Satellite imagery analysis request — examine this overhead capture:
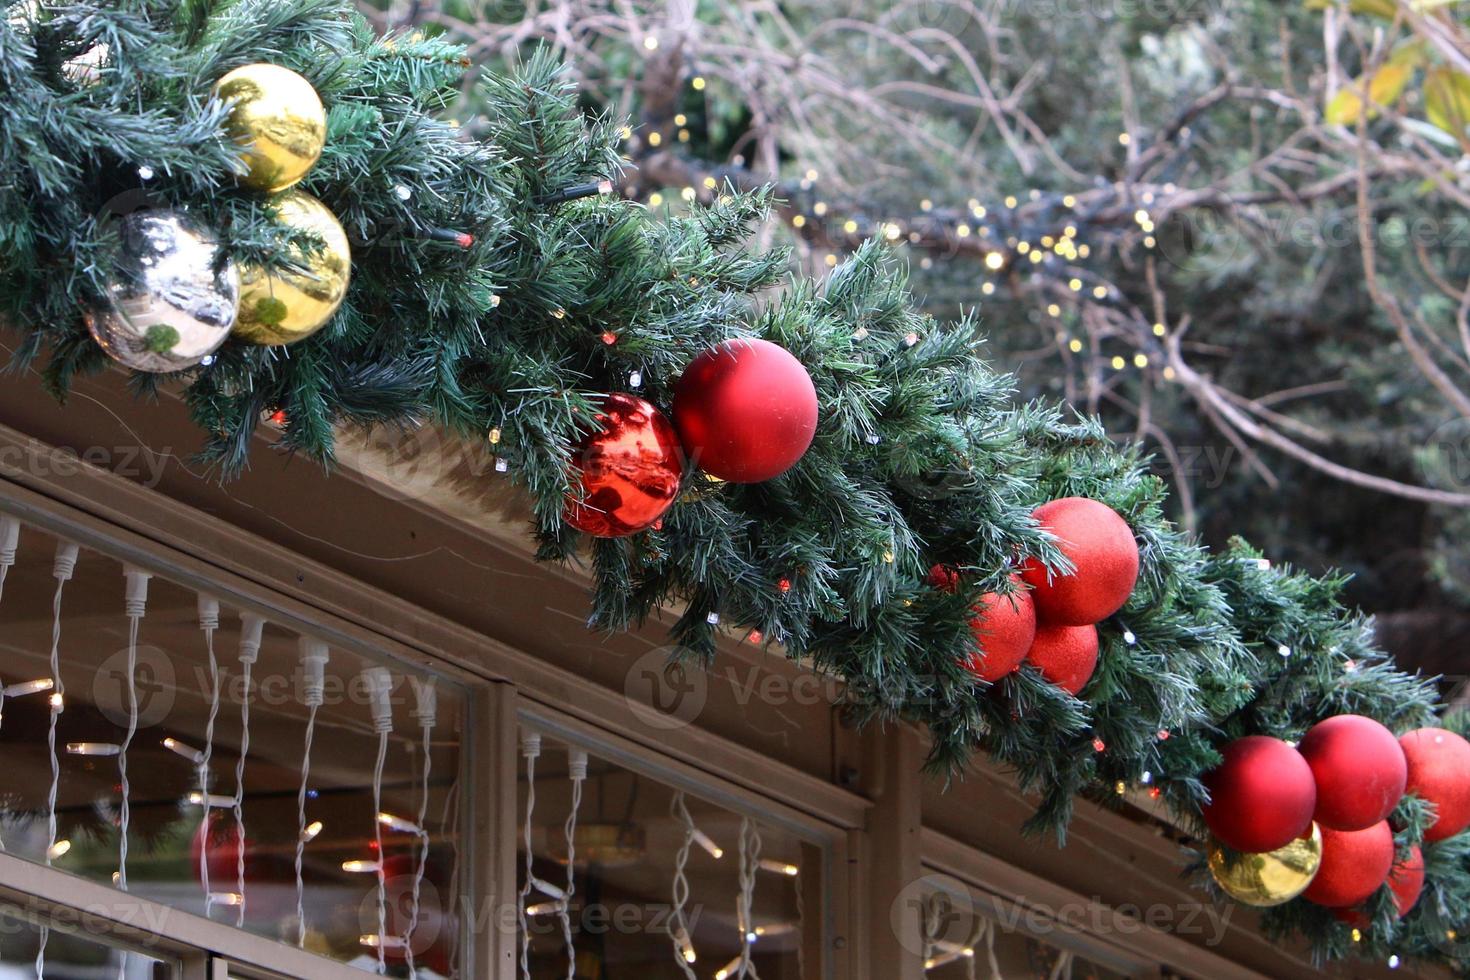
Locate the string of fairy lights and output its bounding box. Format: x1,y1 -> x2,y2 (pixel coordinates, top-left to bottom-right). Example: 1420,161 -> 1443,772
616,73 -> 1183,380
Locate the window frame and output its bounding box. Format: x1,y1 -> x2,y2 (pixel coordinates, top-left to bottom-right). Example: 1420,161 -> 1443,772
0,437 -> 863,979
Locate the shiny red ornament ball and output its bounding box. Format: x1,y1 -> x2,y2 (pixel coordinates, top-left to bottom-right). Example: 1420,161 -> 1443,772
1333,845 -> 1425,927
1201,736 -> 1317,853
564,393 -> 684,538
1024,622 -> 1098,695
672,338 -> 818,483
1299,715 -> 1407,831
1304,821 -> 1395,908
1400,727 -> 1470,842
1020,498 -> 1140,626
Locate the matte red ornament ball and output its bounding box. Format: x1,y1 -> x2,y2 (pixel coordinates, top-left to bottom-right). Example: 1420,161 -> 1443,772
1024,622 -> 1098,695
1020,497 -> 1140,626
1201,736 -> 1317,853
563,393 -> 684,538
672,338 -> 819,483
1333,845 -> 1424,927
967,585 -> 1037,683
1400,727 -> 1470,842
929,567 -> 1037,683
1304,821 -> 1396,908
1298,715 -> 1407,831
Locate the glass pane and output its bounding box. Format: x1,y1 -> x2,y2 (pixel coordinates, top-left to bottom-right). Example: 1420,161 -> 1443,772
0,905 -> 174,978
515,729 -> 814,979
0,522 -> 470,977
917,873 -> 1141,980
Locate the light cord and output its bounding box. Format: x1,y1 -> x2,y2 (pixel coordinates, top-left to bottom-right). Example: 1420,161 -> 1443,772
561,747 -> 587,980
668,791 -> 698,980
518,731 -> 542,980
295,637 -> 328,948
234,613 -> 265,927
736,818 -> 762,980
117,566 -> 151,892
36,540 -> 78,977
406,680 -> 437,978
0,514 -> 19,610
1047,949 -> 1075,980
363,666 -> 395,977
197,595 -> 221,917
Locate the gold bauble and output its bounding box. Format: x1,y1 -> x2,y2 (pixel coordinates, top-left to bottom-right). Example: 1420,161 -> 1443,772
233,191 -> 351,345
1207,823 -> 1323,907
212,63 -> 326,193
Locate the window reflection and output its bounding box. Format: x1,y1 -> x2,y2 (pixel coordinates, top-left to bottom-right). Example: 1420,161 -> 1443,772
515,731 -> 813,978
0,523 -> 468,976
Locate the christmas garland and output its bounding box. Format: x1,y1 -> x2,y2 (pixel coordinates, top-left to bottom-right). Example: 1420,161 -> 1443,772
4,0 -> 1470,970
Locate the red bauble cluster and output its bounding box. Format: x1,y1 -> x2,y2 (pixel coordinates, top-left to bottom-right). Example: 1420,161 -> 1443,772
1298,714 -> 1407,832
1303,822 -> 1396,908
564,393 -> 684,538
1021,497 -> 1140,627
1400,727 -> 1470,842
672,338 -> 818,483
1014,498 -> 1139,695
928,566 -> 1036,683
1201,736 -> 1317,853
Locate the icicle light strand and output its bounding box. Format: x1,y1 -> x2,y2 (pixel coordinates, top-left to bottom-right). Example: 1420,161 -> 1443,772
234,613 -> 266,927
407,679 -> 437,977
518,731 -> 542,980
364,667 -> 394,976
117,566 -> 152,892
296,638 -> 329,948
197,595 -> 222,917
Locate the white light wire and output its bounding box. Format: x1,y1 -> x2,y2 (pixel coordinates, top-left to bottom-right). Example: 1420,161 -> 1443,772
517,731 -> 542,980
561,747 -> 587,980
233,613 -> 265,928
364,666 -> 395,976
36,540 -> 78,978
117,566 -> 152,893
197,595 -> 222,918
405,680 -> 437,978
736,818 -> 763,980
296,638 -> 329,947
668,791 -> 698,980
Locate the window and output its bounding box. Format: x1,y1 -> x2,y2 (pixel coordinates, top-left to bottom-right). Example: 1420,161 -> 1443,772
0,904 -> 175,978
514,726 -> 820,979
915,871 -> 1148,980
0,519 -> 472,976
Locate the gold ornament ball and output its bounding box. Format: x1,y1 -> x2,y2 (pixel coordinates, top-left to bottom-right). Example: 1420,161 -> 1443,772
233,191 -> 351,346
212,63 -> 326,193
1207,823 -> 1323,908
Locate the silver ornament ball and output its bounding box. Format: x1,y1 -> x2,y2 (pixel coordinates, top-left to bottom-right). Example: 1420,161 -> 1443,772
86,210 -> 239,373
